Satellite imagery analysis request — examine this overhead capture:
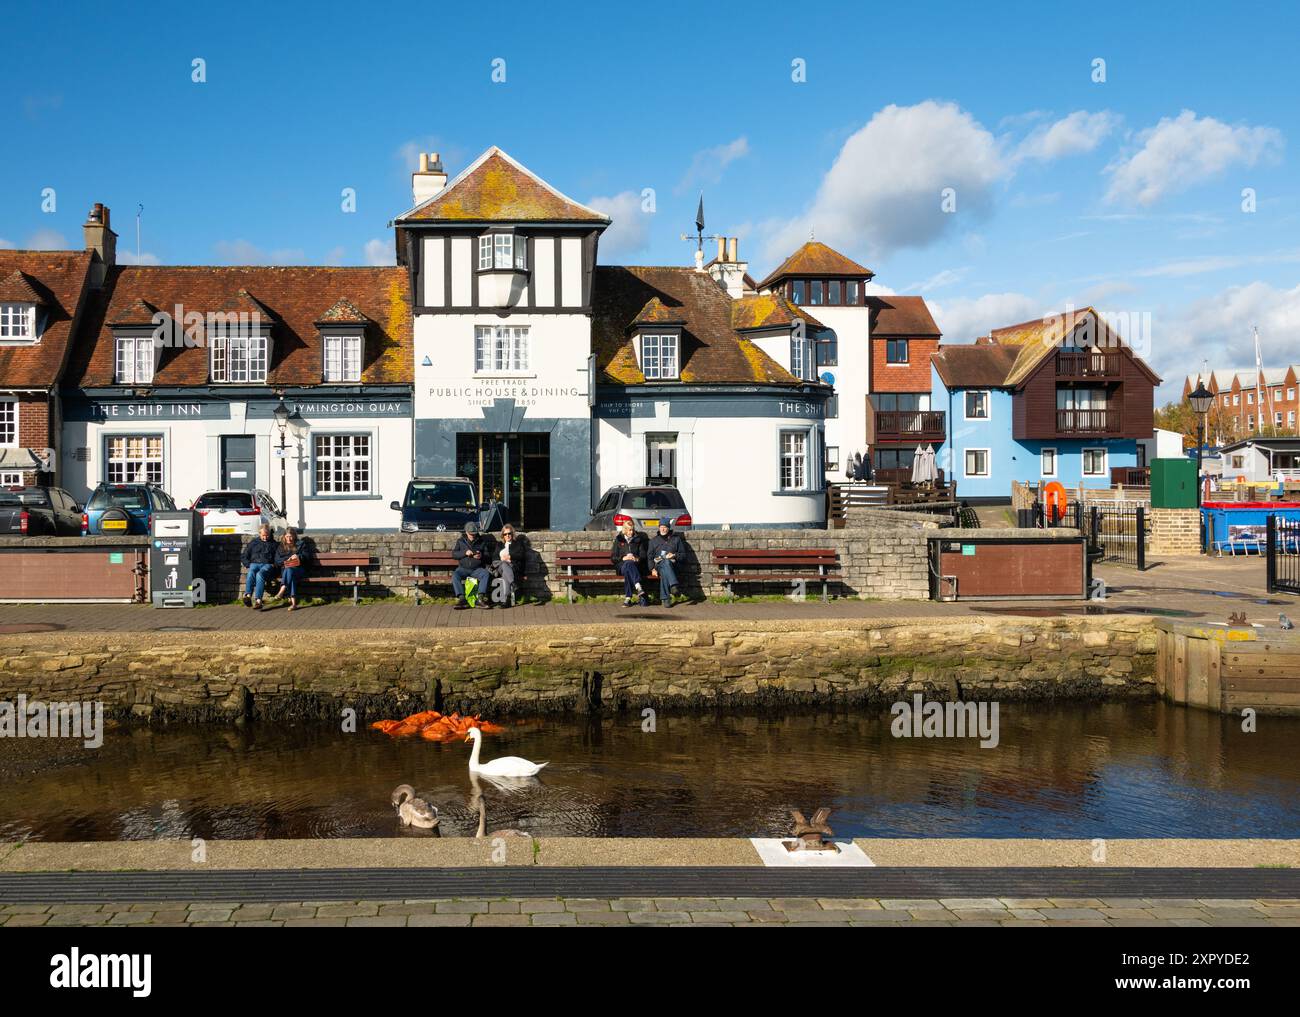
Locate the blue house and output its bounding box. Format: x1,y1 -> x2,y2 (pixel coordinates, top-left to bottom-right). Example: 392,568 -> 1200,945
930,308 -> 1159,503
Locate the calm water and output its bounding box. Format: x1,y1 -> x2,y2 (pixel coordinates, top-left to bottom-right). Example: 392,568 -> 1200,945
1,703 -> 1298,840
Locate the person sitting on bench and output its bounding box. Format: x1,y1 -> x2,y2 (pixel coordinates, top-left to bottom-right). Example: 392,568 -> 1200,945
491,523 -> 527,607
452,522 -> 492,610
241,523 -> 278,609
648,519 -> 685,608
273,528 -> 310,611
610,519 -> 649,607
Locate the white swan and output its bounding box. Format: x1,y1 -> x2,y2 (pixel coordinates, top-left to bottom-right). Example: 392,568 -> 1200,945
464,727 -> 547,777
391,784 -> 439,829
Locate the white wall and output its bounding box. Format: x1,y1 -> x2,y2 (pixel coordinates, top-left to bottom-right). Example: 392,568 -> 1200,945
414,312 -> 591,422
793,304 -> 871,480
595,410 -> 824,528
62,405 -> 411,532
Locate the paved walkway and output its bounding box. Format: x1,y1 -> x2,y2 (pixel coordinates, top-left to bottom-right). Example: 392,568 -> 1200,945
5,896 -> 1299,927
0,558 -> 1286,635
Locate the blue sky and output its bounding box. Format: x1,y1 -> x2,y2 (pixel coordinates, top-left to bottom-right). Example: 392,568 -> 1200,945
3,0 -> 1297,402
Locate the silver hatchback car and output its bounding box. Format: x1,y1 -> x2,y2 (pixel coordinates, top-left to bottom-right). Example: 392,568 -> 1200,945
585,486 -> 692,531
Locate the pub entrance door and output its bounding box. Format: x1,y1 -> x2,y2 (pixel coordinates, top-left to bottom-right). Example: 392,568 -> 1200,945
455,432 -> 551,530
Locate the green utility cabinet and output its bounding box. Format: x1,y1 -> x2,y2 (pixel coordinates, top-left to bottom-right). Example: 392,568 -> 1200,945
1151,457 -> 1198,508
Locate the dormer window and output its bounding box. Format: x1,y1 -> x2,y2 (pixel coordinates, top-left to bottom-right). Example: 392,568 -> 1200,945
211,333 -> 269,383
323,335 -> 363,382
0,303 -> 36,342
114,335 -> 155,385
477,232 -> 527,271
641,334 -> 679,380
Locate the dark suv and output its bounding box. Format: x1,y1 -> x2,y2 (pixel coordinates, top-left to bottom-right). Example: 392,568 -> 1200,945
0,486 -> 85,536
391,477 -> 484,533
585,485 -> 692,531
82,483 -> 178,535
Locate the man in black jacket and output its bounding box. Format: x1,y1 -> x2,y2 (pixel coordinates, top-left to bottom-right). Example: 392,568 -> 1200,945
451,522 -> 492,610
648,520 -> 686,608
240,524 -> 278,608
610,519 -> 649,607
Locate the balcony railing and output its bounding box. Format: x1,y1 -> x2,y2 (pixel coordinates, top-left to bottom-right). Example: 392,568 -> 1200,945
1056,351 -> 1123,378
873,410 -> 947,442
1056,408 -> 1121,433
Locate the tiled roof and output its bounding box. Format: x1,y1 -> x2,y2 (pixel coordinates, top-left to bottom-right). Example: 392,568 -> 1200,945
631,297 -> 685,326
109,298 -> 159,326
396,147 -> 610,224
867,295 -> 941,337
931,344 -> 1019,388
730,293 -> 826,331
68,266 -> 413,387
0,250 -> 94,388
592,266 -> 811,387
0,270 -> 46,304
934,306 -> 1161,388
757,241 -> 874,290
317,297 -> 371,325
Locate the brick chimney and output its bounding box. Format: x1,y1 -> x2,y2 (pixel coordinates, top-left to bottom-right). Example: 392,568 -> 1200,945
412,152 -> 448,206
83,203 -> 117,287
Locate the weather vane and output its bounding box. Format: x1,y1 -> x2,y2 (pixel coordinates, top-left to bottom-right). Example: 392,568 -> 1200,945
678,193 -> 726,256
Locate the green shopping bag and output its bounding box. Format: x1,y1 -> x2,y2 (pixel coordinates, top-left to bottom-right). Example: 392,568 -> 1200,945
464,575 -> 479,607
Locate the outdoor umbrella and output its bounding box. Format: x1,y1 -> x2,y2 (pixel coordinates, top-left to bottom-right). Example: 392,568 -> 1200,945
918,444 -> 939,485
910,445 -> 927,483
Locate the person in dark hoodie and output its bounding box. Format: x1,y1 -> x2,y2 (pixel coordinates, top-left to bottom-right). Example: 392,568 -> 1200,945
451,521 -> 492,610
610,519 -> 649,607
241,523 -> 278,609
648,519 -> 685,608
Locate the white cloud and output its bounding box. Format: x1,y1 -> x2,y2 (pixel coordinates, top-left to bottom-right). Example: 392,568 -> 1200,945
764,101 -> 1006,263
0,238 -> 14,250
928,292 -> 1043,343
586,191 -> 651,260
1105,110 -> 1284,207
1154,281 -> 1300,402
116,249 -> 161,265
907,267 -> 969,292
364,238 -> 395,266
676,137 -> 750,195
213,240 -> 307,265
26,229 -> 67,250
1017,110 -> 1119,161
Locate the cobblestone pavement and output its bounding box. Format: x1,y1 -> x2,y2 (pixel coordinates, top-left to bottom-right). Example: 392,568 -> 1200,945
5,897 -> 1300,927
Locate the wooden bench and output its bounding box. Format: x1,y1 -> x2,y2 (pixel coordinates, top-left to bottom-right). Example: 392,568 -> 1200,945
712,548 -> 841,602
556,549 -> 624,603
401,551 -> 459,604
298,552 -> 374,604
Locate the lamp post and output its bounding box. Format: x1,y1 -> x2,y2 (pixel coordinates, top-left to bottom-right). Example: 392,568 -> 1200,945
1189,382 -> 1213,509
272,399 -> 290,515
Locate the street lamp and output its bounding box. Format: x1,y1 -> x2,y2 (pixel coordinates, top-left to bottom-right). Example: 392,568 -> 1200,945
1188,381 -> 1213,509
272,398 -> 291,514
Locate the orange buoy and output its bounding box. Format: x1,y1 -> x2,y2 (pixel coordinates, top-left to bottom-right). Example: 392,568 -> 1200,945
1043,481 -> 1068,524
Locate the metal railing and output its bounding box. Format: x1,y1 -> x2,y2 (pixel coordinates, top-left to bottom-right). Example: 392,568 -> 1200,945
1056,408 -> 1122,433
873,410 -> 946,440
1088,503 -> 1147,570
1266,514 -> 1300,593
1056,351 -> 1122,378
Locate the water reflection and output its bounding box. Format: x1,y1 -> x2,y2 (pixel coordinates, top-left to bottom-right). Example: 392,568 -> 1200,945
0,703 -> 1297,840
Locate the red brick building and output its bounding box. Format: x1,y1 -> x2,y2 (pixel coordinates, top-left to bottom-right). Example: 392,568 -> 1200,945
0,207 -> 108,486
1183,367 -> 1300,444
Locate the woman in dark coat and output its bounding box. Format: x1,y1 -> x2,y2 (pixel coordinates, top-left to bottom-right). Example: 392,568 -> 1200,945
609,519 -> 649,607
273,528 -> 312,611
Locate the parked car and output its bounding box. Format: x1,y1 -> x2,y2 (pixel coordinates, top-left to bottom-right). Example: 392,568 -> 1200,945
585,485 -> 693,531
82,482 -> 178,535
192,488 -> 287,537
391,477 -> 484,532
0,485 -> 85,536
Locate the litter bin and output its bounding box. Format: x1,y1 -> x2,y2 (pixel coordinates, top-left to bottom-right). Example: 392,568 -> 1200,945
150,510 -> 203,607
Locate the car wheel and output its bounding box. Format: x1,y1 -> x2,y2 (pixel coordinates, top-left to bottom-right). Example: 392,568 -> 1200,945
97,507 -> 130,534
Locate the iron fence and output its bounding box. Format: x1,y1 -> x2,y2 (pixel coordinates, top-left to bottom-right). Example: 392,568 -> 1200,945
1266,514 -> 1300,594
1087,503 -> 1147,569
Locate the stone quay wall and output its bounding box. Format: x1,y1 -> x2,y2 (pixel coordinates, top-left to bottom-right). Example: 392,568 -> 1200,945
0,615 -> 1158,724
198,509 -> 942,603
